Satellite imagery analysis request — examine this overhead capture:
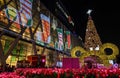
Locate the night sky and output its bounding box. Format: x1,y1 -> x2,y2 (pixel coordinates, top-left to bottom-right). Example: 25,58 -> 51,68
41,0 -> 120,49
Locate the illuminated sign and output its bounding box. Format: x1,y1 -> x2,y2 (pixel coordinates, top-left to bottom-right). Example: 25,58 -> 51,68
36,31 -> 43,42
57,28 -> 64,51
40,14 -> 50,43
65,31 -> 71,49
5,7 -> 17,22
19,0 -> 33,27
5,0 -> 33,27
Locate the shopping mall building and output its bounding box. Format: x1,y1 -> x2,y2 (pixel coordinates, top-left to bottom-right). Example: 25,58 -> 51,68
0,0 -> 83,68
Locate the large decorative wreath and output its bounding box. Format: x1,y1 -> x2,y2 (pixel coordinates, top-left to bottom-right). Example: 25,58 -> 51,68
99,43 -> 119,60
71,46 -> 86,58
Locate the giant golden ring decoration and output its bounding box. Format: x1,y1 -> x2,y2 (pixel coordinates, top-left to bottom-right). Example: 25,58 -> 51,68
71,46 -> 86,58
103,60 -> 110,66
100,43 -> 119,59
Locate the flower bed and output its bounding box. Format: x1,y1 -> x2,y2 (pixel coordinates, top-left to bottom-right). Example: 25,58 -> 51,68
0,72 -> 25,78
1,68 -> 120,78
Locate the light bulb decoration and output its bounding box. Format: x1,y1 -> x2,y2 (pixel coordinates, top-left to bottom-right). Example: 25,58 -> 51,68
71,43 -> 119,66
87,9 -> 92,16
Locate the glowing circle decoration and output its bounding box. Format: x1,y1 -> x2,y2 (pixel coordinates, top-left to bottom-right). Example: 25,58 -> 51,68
100,43 -> 119,59
71,46 -> 86,58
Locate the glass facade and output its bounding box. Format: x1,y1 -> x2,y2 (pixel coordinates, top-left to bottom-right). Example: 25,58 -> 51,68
0,0 -> 83,67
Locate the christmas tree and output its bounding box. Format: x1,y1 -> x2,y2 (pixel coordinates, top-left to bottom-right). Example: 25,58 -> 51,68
84,10 -> 102,52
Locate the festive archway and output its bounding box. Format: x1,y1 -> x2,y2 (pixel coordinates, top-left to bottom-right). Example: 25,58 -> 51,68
100,43 -> 119,59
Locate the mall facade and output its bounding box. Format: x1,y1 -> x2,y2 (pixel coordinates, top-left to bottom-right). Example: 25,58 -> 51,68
0,0 -> 83,68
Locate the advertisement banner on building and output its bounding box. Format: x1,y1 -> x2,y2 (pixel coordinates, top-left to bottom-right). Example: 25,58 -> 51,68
65,31 -> 71,49
19,0 -> 33,27
5,0 -> 33,27
40,14 -> 51,43
5,7 -> 18,22
56,28 -> 64,51
35,30 -> 45,46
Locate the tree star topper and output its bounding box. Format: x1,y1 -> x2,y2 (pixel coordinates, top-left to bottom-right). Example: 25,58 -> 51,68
87,9 -> 92,16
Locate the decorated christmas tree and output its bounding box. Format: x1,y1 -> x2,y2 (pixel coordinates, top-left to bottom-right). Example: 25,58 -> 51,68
84,10 -> 102,52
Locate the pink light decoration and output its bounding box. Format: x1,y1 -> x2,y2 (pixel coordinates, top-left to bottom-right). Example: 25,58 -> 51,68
42,59 -> 45,62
